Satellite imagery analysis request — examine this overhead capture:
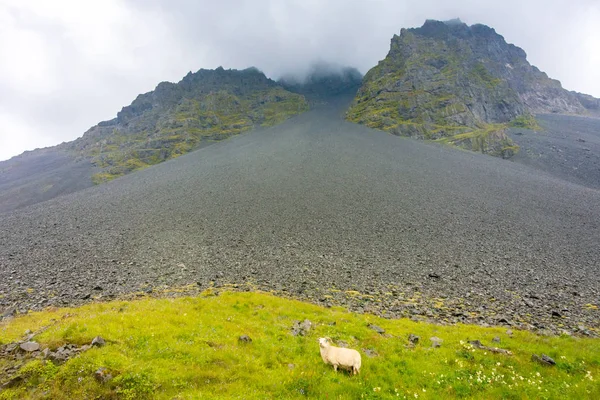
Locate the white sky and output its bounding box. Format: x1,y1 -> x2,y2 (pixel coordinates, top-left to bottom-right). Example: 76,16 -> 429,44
0,0 -> 599,161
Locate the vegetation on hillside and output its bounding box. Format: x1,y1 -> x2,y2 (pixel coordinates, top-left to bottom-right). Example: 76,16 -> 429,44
345,20 -> 577,158
435,124 -> 520,158
68,68 -> 308,184
509,114 -> 542,131
1,291 -> 598,399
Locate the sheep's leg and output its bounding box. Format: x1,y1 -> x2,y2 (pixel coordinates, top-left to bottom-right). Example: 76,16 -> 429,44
333,364 -> 338,372
353,366 -> 359,375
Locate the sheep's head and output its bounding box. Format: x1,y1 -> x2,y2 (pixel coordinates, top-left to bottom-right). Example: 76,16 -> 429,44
318,337 -> 331,348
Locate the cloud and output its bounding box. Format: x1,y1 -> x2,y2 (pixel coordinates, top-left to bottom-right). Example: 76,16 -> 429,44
0,0 -> 599,160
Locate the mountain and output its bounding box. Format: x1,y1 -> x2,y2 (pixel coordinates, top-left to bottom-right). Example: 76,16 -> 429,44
0,67 -> 308,213
68,67 -> 308,184
2,21 -> 600,215
347,19 -> 600,157
1,87 -> 599,340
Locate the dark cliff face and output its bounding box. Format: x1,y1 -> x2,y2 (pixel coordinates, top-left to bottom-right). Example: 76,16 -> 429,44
347,19 -> 598,156
67,67 -> 308,183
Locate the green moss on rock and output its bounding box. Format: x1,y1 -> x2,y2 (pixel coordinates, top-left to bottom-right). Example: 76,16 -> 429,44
509,114 -> 542,131
346,19 -> 591,158
71,68 -> 308,184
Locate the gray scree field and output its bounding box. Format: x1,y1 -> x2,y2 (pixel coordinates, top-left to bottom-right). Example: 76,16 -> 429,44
1,93 -> 599,335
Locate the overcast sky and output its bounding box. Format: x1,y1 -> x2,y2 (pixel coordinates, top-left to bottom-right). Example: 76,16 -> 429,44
1,0 -> 599,161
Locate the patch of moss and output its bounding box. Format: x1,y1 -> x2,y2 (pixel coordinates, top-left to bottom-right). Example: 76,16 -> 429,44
346,26 -> 526,158
436,123 -> 520,158
509,114 -> 542,131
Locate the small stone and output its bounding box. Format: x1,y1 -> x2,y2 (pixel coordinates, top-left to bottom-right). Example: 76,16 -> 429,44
337,340 -> 349,348
492,336 -> 501,343
24,329 -> 32,335
428,272 -> 441,279
91,336 -> 106,347
238,335 -> 252,344
5,343 -> 18,353
541,354 -> 556,365
42,348 -> 50,358
363,348 -> 378,358
408,334 -> 420,345
288,363 -> 295,369
1,375 -> 23,389
532,353 -> 556,366
291,319 -> 312,336
19,342 -> 40,352
94,367 -> 112,383
551,310 -> 562,318
49,351 -> 68,364
1,307 -> 16,319
430,337 -> 443,348
81,293 -> 91,300
506,329 -> 513,337
368,324 -> 385,334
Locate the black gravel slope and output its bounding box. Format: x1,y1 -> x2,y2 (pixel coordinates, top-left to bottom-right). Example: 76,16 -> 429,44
0,149 -> 96,214
508,114 -> 600,189
1,94 -> 599,335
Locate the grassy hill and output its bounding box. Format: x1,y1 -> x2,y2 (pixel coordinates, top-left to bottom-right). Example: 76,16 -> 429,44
1,290 -> 598,399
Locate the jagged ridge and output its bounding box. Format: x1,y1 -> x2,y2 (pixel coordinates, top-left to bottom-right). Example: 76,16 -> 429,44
347,19 -> 599,157
67,67 -> 308,183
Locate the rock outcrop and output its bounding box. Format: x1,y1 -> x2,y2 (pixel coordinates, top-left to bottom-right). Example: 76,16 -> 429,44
347,19 -> 599,157
69,67 -> 308,183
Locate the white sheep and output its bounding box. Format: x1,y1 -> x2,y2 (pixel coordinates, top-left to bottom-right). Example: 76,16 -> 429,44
318,337 -> 361,375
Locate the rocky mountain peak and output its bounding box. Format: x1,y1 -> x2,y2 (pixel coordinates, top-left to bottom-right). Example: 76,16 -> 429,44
347,19 -> 599,157
68,66 -> 307,183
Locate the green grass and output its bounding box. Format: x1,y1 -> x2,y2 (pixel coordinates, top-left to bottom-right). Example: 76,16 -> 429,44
509,114 -> 542,131
1,291 -> 598,399
435,124 -> 520,157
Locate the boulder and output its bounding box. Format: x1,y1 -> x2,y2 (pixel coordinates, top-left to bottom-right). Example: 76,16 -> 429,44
368,324 -> 385,335
19,342 -> 40,352
91,336 -> 106,347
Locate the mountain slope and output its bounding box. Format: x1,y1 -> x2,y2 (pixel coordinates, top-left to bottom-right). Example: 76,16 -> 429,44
0,148 -> 97,214
347,19 -> 600,157
69,67 -> 308,183
0,68 -> 308,213
1,93 -> 598,336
